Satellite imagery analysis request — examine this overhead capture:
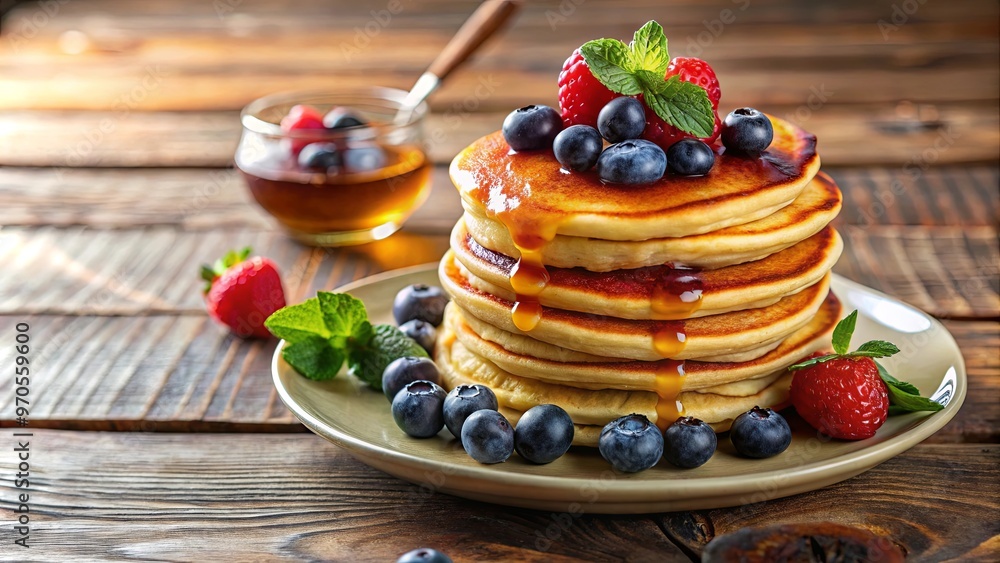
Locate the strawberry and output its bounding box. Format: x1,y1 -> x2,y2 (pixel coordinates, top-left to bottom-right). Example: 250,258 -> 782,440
557,48 -> 621,128
280,104 -> 327,155
201,247 -> 286,339
790,356 -> 889,440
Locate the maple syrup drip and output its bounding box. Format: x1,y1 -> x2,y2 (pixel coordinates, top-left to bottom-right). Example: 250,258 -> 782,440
651,265 -> 704,320
511,298 -> 542,332
509,249 -> 549,296
652,322 -> 687,358
653,360 -> 686,431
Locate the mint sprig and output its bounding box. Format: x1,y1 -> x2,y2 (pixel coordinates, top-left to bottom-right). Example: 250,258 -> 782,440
265,292 -> 428,388
790,309 -> 942,415
579,20 -> 714,137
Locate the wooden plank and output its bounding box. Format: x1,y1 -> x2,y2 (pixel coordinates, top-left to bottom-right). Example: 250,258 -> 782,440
0,227 -> 452,315
0,0 -> 996,112
1,165 -> 997,229
1,63 -> 996,112
833,226 -> 1000,319
0,312 -> 994,438
2,102 -> 998,168
0,431 -> 994,561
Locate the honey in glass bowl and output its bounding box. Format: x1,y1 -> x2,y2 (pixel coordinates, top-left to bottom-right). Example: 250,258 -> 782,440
236,88 -> 431,246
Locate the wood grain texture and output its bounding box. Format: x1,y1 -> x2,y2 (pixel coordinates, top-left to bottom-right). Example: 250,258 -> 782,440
1,0 -> 996,111
1,103 -> 997,168
0,227 -> 451,315
0,165 -> 996,231
0,431 -> 995,561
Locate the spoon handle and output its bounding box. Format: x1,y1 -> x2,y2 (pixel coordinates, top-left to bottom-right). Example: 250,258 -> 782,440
426,0 -> 521,81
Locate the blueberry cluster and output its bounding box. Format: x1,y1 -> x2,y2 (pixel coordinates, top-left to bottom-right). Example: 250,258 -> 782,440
500,102 -> 775,186
385,284 -> 575,465
598,407 -> 792,473
284,105 -> 389,174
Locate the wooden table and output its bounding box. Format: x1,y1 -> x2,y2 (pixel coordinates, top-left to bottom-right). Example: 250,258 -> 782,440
0,1 -> 997,560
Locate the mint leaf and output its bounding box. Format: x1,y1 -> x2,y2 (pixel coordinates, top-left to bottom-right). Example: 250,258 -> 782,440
831,310 -> 858,355
886,384 -> 944,413
788,353 -> 840,370
265,297 -> 331,342
875,361 -> 921,395
348,324 -> 428,390
580,38 -> 642,95
850,340 -> 900,359
629,20 -> 669,75
317,291 -> 369,339
282,336 -> 345,381
876,361 -> 943,414
644,77 -> 714,137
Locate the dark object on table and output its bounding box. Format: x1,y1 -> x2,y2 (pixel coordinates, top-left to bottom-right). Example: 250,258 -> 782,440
702,522 -> 905,563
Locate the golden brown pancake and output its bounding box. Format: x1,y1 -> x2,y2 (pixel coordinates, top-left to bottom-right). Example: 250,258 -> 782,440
450,115 -> 820,243
440,250 -> 831,362
461,171 -> 842,271
453,218 -> 842,320
443,292 -> 840,392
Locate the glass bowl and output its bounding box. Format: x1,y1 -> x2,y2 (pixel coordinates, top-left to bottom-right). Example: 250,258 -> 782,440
236,88 -> 431,246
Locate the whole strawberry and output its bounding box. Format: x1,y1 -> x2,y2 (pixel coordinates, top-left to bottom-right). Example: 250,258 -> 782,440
791,356 -> 889,440
201,247 -> 286,339
558,48 -> 621,128
790,310 -> 944,440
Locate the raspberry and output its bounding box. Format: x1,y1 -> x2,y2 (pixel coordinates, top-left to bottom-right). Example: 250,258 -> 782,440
280,104 -> 327,155
665,57 -> 721,109
557,49 -> 620,127
790,356 -> 890,440
641,98 -> 721,149
640,57 -> 723,150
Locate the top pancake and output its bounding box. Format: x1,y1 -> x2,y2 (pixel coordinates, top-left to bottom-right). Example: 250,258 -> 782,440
451,115 -> 820,242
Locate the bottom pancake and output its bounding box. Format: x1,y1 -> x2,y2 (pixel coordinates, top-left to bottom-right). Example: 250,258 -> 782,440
436,321 -> 801,447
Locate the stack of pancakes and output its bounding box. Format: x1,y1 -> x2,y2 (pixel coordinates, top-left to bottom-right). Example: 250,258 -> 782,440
435,115 -> 843,446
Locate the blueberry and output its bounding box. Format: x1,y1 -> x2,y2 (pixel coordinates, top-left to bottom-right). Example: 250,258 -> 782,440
730,406 -> 792,459
399,319 -> 437,354
663,416 -> 717,469
598,414 -> 663,473
721,107 -> 773,156
397,548 -> 452,563
393,284 -> 449,326
297,142 -> 342,171
443,384 -> 499,441
514,404 -> 574,464
666,139 -> 715,176
597,97 -> 646,143
343,144 -> 387,172
553,125 -> 603,172
596,140 -> 667,185
391,380 -> 446,438
382,356 -> 440,401
502,104 -> 563,151
461,409 -> 514,464
323,107 -> 367,129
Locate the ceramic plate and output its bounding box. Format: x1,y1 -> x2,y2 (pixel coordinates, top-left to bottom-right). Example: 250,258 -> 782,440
272,264 -> 965,513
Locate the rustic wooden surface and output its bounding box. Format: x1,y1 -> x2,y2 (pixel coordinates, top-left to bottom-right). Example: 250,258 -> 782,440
0,0 -> 997,561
